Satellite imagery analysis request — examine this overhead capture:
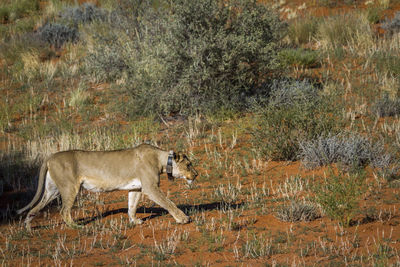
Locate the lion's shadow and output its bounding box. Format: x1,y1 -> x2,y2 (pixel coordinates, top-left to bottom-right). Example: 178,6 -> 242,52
76,201 -> 244,225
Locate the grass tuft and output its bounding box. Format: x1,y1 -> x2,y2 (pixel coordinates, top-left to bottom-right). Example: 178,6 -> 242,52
275,200 -> 320,222
278,48 -> 320,68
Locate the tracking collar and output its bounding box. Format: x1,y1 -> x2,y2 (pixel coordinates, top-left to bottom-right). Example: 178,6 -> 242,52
166,151 -> 174,180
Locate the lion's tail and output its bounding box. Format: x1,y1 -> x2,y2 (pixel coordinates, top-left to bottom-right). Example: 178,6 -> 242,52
16,158 -> 48,215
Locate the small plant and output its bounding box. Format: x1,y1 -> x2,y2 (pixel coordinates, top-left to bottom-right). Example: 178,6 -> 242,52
213,182 -> 240,205
275,200 -> 320,222
278,48 -> 320,68
37,23 -> 79,48
153,230 -> 180,261
313,172 -> 366,227
241,233 -> 274,259
372,94 -> 400,117
366,6 -> 383,24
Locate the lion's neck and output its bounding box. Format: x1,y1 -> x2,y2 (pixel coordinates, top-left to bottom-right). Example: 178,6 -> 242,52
158,150 -> 170,174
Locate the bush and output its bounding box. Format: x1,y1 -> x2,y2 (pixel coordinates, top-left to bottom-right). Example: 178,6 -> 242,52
313,172 -> 366,227
37,23 -> 79,48
84,22 -> 129,82
278,48 -> 319,68
251,80 -> 340,161
60,3 -> 107,25
275,200 -> 320,222
382,11 -> 400,35
299,133 -> 393,171
372,94 -> 400,117
84,0 -> 286,116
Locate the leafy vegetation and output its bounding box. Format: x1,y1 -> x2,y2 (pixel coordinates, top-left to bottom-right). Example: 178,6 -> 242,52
84,0 -> 286,116
252,79 -> 341,160
278,48 -> 320,68
313,172 -> 366,227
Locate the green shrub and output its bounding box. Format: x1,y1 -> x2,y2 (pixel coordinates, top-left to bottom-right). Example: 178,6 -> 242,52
313,172 -> 366,227
366,6 -> 383,24
251,80 -> 341,161
0,7 -> 10,24
288,16 -> 319,45
278,48 -> 319,68
84,0 -> 286,116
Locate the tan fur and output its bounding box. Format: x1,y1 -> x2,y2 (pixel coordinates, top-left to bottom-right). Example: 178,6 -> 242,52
17,144 -> 198,230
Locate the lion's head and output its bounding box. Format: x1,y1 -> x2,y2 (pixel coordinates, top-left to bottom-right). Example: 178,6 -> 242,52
172,152 -> 198,184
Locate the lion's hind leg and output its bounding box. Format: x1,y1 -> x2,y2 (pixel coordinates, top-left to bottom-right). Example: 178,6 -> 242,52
25,173 -> 60,231
59,186 -> 81,229
49,169 -> 81,229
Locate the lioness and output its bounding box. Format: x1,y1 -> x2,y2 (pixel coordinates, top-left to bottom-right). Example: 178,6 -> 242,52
17,144 -> 198,230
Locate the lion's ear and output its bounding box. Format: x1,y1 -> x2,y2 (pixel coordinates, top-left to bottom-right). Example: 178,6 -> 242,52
174,152 -> 184,162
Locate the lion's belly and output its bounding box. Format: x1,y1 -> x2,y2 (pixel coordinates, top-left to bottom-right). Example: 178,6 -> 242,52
81,177 -> 142,192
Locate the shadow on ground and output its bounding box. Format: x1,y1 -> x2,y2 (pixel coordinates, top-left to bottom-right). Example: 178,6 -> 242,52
23,202 -> 245,229
76,201 -> 245,226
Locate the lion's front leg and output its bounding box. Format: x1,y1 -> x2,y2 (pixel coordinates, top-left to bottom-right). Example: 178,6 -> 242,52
128,191 -> 143,225
143,186 -> 189,224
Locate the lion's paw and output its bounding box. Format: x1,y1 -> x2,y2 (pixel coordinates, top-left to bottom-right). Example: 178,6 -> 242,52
176,215 -> 190,224
129,218 -> 144,225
